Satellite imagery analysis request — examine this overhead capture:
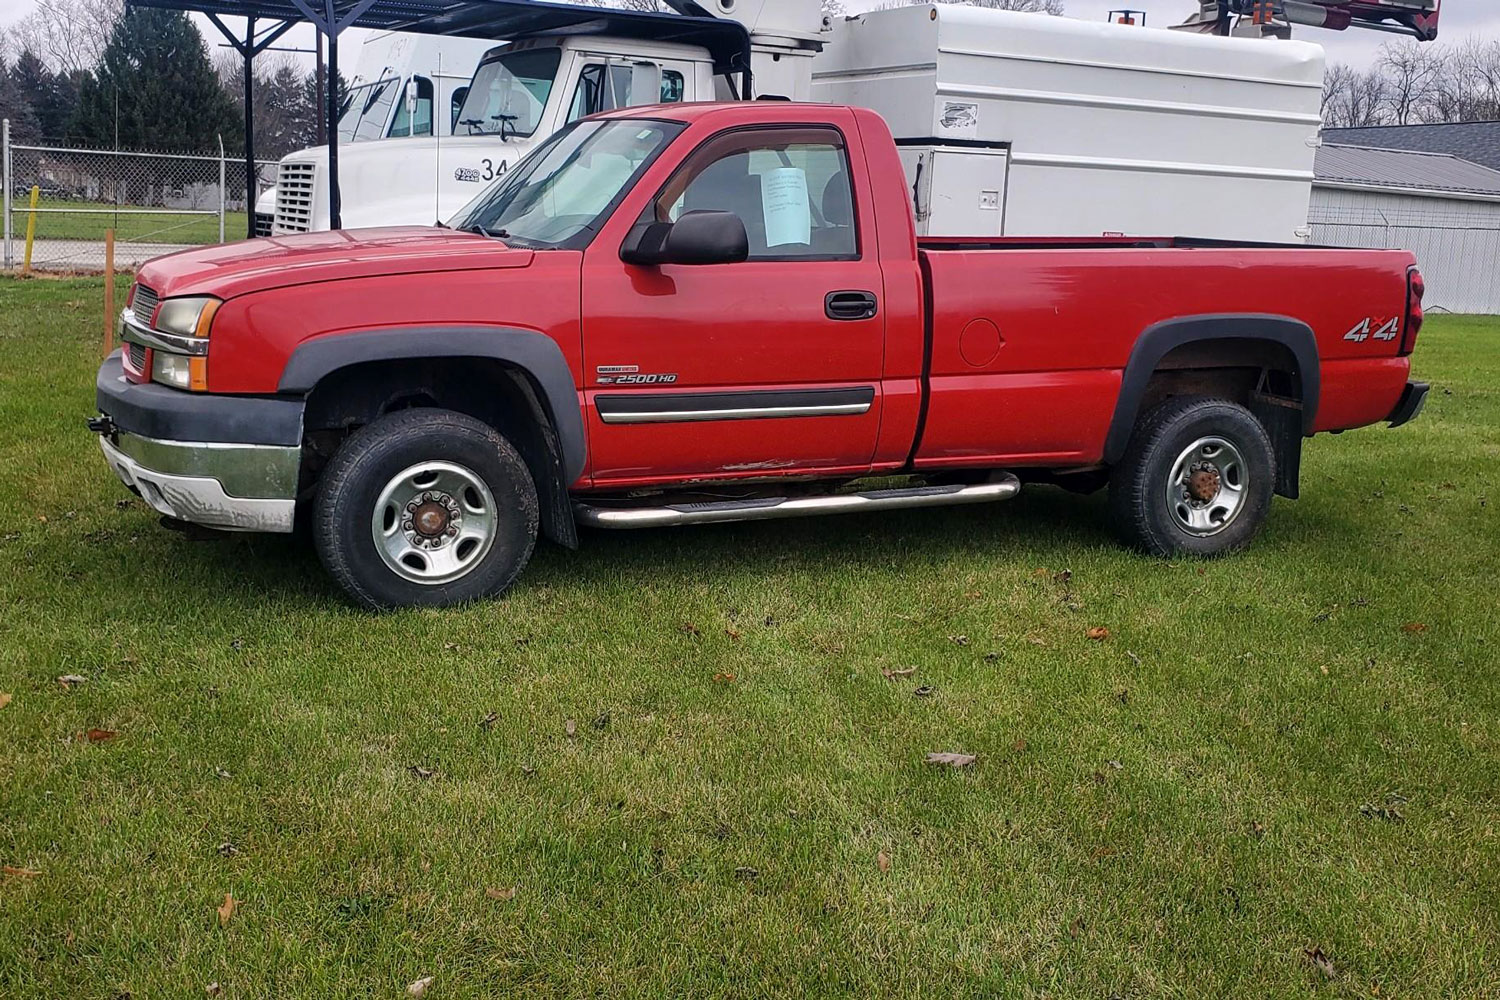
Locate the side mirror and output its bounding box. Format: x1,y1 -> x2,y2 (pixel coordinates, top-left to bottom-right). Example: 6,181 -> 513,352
620,210 -> 749,266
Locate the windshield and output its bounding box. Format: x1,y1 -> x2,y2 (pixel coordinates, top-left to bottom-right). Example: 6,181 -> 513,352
447,118 -> 685,248
337,77 -> 400,142
453,49 -> 562,138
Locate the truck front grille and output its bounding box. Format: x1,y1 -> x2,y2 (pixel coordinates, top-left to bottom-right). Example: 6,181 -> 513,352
132,285 -> 159,326
273,161 -> 317,233
126,341 -> 147,373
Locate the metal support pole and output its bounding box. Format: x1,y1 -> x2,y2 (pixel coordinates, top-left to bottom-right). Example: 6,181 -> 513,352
327,26 -> 341,229
218,134 -> 227,242
316,32 -> 327,146
3,119 -> 11,270
244,15 -> 257,239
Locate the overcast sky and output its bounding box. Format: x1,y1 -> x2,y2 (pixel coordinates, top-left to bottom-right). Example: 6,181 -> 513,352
3,0 -> 1499,76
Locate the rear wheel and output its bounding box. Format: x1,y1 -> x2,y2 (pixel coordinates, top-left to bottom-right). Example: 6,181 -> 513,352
1108,396 -> 1274,557
313,408 -> 538,609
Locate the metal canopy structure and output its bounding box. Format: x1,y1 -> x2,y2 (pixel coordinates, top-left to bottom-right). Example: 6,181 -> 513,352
125,0 -> 752,234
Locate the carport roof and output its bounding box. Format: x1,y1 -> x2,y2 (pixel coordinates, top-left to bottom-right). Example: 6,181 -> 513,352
1316,143 -> 1500,200
125,0 -> 752,74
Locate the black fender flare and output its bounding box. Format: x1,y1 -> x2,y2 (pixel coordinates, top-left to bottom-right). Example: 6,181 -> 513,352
279,326 -> 586,484
1103,313 -> 1320,465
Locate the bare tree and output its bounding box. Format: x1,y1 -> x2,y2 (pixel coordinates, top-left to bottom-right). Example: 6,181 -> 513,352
951,0 -> 1064,11
13,0 -> 123,75
1322,63 -> 1389,128
1378,39 -> 1440,125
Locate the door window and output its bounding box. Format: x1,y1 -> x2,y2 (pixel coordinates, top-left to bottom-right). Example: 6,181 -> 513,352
567,63 -> 682,123
648,128 -> 858,260
387,76 -> 434,137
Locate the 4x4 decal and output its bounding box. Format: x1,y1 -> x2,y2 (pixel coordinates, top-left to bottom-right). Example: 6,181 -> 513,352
1344,317 -> 1400,343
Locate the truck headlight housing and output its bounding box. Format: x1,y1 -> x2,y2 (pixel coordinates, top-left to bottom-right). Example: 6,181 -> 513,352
151,352 -> 209,391
154,296 -> 220,339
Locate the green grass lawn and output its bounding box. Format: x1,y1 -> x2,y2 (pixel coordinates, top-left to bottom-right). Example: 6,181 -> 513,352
1,275 -> 1497,998
11,198 -> 249,246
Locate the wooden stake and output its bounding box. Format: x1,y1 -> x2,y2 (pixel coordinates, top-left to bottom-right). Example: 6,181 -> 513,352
103,229 -> 116,357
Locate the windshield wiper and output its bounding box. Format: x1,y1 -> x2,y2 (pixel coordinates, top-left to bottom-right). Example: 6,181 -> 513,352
460,224 -> 510,239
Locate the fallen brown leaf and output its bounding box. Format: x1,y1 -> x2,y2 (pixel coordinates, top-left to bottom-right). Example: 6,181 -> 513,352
1401,622 -> 1428,633
924,752 -> 976,768
85,728 -> 118,743
1304,946 -> 1336,979
485,885 -> 517,901
3,865 -> 41,878
479,711 -> 498,730
57,674 -> 88,688
725,627 -> 743,640
1068,916 -> 1086,938
205,983 -> 222,997
734,866 -> 758,880
564,719 -> 577,738
881,666 -> 917,680
216,892 -> 236,927
407,975 -> 436,997
948,635 -> 970,646
1013,738 -> 1028,752
877,850 -> 891,873
1249,820 -> 1266,839
913,685 -> 935,697
712,672 -> 736,683
679,622 -> 701,638
0,692 -> 11,709
1086,627 -> 1110,641
443,641 -> 460,651
409,766 -> 434,780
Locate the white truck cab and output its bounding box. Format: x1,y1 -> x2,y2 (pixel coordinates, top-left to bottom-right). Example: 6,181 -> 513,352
255,32 -> 497,234
270,36 -> 717,233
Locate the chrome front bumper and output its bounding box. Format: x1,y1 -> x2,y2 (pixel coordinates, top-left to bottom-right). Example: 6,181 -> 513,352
99,430 -> 299,533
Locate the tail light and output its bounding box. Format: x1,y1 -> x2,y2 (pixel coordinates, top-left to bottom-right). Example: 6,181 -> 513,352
1401,267 -> 1424,356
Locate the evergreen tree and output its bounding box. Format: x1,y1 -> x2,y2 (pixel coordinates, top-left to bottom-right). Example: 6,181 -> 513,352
0,58 -> 44,142
70,9 -> 242,153
11,49 -> 72,141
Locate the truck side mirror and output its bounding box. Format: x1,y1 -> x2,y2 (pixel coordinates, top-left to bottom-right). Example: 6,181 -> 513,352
620,211 -> 749,267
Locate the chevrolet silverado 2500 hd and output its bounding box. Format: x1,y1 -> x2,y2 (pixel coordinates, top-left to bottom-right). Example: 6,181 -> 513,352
93,103 -> 1429,608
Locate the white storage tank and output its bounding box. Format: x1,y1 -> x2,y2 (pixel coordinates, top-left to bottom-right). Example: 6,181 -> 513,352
811,5 -> 1326,242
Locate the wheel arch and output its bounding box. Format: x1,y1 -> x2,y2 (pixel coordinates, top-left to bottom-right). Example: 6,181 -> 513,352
281,328 -> 584,548
1105,314 -> 1319,465
1104,315 -> 1318,499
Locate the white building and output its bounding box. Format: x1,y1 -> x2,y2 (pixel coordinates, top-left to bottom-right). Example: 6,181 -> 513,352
1311,143 -> 1500,315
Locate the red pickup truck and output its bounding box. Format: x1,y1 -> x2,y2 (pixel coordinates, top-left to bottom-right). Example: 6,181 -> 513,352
92,102 -> 1429,609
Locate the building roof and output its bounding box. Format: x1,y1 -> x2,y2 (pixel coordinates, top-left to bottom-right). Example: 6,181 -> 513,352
1315,143 -> 1500,200
1321,121 -> 1500,173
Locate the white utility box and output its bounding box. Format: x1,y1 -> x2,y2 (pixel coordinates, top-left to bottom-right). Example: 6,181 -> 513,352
812,5 -> 1326,242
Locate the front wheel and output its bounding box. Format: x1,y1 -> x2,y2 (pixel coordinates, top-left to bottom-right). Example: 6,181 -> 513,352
1108,396 -> 1275,558
313,408 -> 538,610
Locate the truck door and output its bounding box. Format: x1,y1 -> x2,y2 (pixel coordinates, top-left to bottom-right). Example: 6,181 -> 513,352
564,58 -> 688,124
580,122 -> 886,486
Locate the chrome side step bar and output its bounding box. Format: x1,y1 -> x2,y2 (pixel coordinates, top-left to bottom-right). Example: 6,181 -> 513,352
574,474 -> 1021,529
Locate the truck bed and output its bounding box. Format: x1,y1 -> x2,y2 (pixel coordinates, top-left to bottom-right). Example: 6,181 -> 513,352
911,240 -> 1417,469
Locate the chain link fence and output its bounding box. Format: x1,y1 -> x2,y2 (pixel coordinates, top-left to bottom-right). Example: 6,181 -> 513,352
3,120 -> 277,273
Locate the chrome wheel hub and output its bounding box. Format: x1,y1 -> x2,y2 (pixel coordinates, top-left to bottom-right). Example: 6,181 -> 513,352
1166,436 -> 1247,537
372,461 -> 497,584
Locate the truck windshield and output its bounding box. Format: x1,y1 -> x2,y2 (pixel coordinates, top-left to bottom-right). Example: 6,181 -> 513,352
454,49 -> 562,138
338,77 -> 400,142
447,118 -> 684,248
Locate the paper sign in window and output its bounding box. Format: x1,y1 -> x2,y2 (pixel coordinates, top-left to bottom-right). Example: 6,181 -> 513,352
762,167 -> 811,248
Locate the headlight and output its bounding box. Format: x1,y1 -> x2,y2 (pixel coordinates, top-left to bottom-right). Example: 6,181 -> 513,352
151,352 -> 209,391
153,296 -> 220,339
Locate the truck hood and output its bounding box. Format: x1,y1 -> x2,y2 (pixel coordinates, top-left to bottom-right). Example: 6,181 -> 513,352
136,226 -> 534,300
276,135 -> 540,230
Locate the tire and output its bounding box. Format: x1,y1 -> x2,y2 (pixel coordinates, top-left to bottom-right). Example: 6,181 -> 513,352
1108,396 -> 1275,558
313,408 -> 538,610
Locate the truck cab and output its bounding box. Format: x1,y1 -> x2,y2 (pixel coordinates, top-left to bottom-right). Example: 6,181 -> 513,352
254,32 -> 497,235
269,37 -> 716,233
